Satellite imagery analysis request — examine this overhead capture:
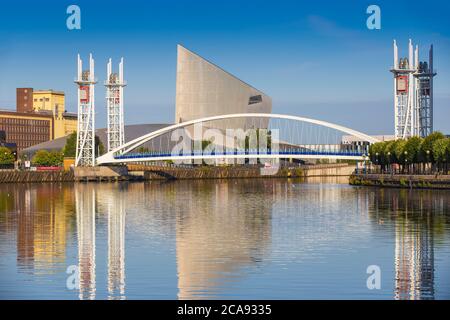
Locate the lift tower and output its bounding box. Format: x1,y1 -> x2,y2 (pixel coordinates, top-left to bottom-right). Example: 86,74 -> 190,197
105,58 -> 126,152
391,39 -> 436,139
75,54 -> 97,166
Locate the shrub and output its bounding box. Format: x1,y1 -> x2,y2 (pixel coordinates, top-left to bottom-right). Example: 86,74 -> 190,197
32,150 -> 63,166
0,147 -> 15,165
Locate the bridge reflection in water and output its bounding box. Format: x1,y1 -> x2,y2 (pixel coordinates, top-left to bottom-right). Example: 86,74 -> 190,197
0,181 -> 448,299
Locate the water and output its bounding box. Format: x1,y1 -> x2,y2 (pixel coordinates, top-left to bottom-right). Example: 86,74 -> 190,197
0,178 -> 449,300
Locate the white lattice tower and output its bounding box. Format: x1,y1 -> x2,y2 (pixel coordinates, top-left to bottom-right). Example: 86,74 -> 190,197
391,40 -> 436,139
105,58 -> 126,152
75,54 -> 96,166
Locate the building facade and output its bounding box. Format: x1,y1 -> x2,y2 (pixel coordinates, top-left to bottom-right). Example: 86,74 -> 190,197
32,90 -> 65,113
0,110 -> 53,151
175,45 -> 272,132
16,88 -> 33,113
1,88 -> 77,151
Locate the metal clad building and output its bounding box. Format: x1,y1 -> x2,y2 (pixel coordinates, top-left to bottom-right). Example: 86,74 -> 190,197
175,45 -> 272,132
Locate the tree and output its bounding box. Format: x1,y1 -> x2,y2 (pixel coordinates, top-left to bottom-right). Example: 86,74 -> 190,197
432,138 -> 450,173
404,136 -> 422,164
136,146 -> 150,153
420,131 -> 445,163
63,132 -> 77,157
95,135 -> 105,157
0,147 -> 15,165
394,139 -> 407,172
63,131 -> 105,158
369,142 -> 383,163
32,150 -> 63,166
385,140 -> 399,164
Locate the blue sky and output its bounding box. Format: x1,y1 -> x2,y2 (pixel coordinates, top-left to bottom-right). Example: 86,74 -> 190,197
0,0 -> 449,134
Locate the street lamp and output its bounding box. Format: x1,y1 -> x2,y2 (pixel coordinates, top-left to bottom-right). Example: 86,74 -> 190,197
375,152 -> 379,172
404,151 -> 408,173
426,150 -> 430,174
387,151 -> 391,174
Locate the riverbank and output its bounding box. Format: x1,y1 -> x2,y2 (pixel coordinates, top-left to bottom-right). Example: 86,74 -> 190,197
131,163 -> 355,180
349,173 -> 450,189
0,170 -> 74,183
0,163 -> 355,183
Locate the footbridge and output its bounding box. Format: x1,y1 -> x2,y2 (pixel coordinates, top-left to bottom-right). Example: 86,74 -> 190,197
96,113 -> 379,165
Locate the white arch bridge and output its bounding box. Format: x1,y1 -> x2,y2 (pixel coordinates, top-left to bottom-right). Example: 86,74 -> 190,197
96,113 -> 379,165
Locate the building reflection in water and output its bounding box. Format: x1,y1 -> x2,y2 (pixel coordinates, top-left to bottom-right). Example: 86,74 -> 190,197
170,180 -> 274,299
75,184 -> 96,300
369,189 -> 446,300
0,184 -> 75,273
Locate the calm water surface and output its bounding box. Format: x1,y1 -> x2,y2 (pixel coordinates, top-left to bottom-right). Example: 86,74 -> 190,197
0,178 -> 449,299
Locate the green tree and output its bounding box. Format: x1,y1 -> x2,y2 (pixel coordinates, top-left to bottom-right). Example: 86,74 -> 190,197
394,139 -> 408,172
201,139 -> 212,150
0,147 -> 15,165
420,131 -> 445,163
385,140 -> 399,164
32,150 -> 63,166
63,132 -> 105,158
432,138 -> 450,172
404,136 -> 422,163
49,151 -> 64,166
369,142 -> 386,167
136,146 -> 150,153
63,132 -> 77,157
95,135 -> 105,157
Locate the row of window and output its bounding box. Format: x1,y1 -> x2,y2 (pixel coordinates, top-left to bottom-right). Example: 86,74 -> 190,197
0,126 -> 50,134
6,134 -> 49,142
0,118 -> 49,126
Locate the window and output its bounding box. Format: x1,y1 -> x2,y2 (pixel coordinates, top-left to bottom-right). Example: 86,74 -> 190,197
248,95 -> 262,105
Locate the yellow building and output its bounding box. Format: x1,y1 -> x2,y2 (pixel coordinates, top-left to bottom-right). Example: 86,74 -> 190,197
32,90 -> 77,138
32,90 -> 65,113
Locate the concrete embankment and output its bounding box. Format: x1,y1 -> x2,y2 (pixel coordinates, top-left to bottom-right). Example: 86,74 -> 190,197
0,170 -> 74,183
130,163 -> 355,180
0,164 -> 355,183
349,173 -> 450,189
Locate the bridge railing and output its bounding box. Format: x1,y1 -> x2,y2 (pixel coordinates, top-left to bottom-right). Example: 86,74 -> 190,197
114,148 -> 365,160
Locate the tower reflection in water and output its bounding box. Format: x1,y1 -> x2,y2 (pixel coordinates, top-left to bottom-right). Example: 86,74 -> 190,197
369,189 -> 445,300
105,184 -> 126,300
75,183 -> 127,300
75,184 -> 96,300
